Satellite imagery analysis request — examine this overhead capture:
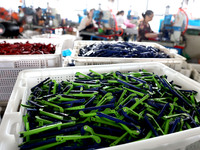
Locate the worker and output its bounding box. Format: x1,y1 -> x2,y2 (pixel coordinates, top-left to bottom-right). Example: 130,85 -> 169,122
115,10 -> 126,40
32,7 -> 45,32
95,11 -> 105,34
96,11 -> 104,27
116,11 -> 126,29
18,6 -> 25,26
137,10 -> 159,42
116,10 -> 136,41
78,9 -> 98,40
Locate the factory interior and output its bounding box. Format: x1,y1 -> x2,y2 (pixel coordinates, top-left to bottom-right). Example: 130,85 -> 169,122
1,0 -> 200,150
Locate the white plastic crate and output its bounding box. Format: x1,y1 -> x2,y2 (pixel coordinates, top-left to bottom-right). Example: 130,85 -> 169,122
190,63 -> 200,71
22,30 -> 40,39
0,39 -> 62,103
66,41 -> 186,71
190,63 -> 200,83
1,62 -> 200,150
0,39 -> 63,68
173,61 -> 193,78
0,93 -> 12,102
63,56 -> 184,71
0,78 -> 18,86
0,86 -> 14,102
71,40 -> 186,61
31,34 -> 78,50
0,86 -> 14,94
0,69 -> 22,78
0,69 -> 22,102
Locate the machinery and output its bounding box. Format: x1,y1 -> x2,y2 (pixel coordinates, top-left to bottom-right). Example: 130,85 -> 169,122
160,7 -> 188,44
94,9 -> 124,39
144,7 -> 189,55
78,8 -> 123,40
92,9 -> 116,31
127,9 -> 139,25
0,21 -> 21,37
126,9 -> 139,41
0,7 -> 22,37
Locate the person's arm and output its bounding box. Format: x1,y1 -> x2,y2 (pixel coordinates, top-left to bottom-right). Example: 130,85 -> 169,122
85,11 -> 93,26
145,33 -> 158,38
78,17 -> 87,31
144,23 -> 158,38
85,17 -> 93,26
92,19 -> 98,28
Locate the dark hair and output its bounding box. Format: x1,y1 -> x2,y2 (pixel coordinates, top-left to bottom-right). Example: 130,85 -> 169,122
142,10 -> 153,18
36,7 -> 41,12
99,11 -> 103,17
116,10 -> 124,16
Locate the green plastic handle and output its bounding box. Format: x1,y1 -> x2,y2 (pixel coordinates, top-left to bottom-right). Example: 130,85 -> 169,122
79,108 -> 113,118
23,114 -> 30,142
83,125 -> 119,140
34,141 -> 65,150
51,80 -> 58,94
96,92 -> 112,106
124,87 -> 145,97
107,80 -> 119,84
89,70 -> 104,79
164,118 -> 173,134
130,94 -> 150,110
72,82 -> 101,88
117,90 -> 127,105
115,93 -> 136,110
104,87 -> 123,92
35,116 -> 53,126
68,92 -> 98,97
79,111 -> 97,117
163,113 -> 189,119
47,96 -> 58,102
91,117 -> 122,129
152,75 -> 161,89
20,122 -> 62,137
146,113 -> 165,135
21,104 -> 36,108
123,107 -> 143,120
56,135 -> 101,143
146,107 -> 159,116
65,105 -> 85,110
75,72 -> 92,79
137,130 -> 153,141
110,132 -> 128,146
120,123 -> 140,138
41,100 -> 64,113
63,84 -> 73,95
56,95 -> 78,101
39,109 -> 63,120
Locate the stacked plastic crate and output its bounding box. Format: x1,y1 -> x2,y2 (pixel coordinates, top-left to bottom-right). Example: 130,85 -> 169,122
0,39 -> 63,107
63,40 -> 186,71
1,40 -> 200,149
31,34 -> 79,51
1,63 -> 200,149
190,63 -> 200,83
